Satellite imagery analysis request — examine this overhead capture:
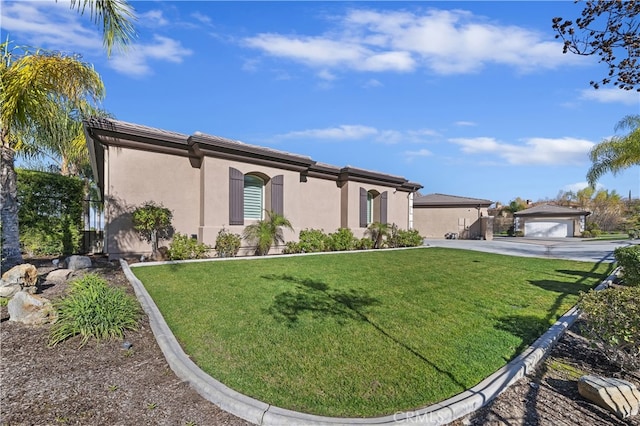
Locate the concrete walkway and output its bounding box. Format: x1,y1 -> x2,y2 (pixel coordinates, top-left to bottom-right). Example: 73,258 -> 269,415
120,244 -> 621,425
424,237 -> 636,263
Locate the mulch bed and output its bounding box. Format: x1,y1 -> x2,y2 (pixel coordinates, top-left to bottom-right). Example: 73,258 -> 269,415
1,256 -> 639,425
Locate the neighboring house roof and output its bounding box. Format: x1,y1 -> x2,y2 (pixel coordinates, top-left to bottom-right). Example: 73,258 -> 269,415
414,193 -> 493,207
513,203 -> 590,217
84,118 -> 423,195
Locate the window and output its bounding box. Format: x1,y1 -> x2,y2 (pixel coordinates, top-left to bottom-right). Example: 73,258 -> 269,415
244,175 -> 264,220
229,168 -> 284,225
360,188 -> 388,227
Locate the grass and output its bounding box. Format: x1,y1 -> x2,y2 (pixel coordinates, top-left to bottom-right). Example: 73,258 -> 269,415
133,247 -> 612,417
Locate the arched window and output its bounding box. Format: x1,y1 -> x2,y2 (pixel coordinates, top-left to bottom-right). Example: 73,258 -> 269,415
360,187 -> 388,227
244,175 -> 264,220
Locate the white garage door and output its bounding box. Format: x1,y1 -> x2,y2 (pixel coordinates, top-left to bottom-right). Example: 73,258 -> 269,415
524,220 -> 573,238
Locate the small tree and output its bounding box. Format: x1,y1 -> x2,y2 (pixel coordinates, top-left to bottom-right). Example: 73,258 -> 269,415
242,211 -> 293,256
131,201 -> 173,257
366,222 -> 391,249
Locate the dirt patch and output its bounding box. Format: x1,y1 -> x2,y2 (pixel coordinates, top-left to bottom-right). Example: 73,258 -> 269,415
1,257 -> 639,425
1,257 -> 250,426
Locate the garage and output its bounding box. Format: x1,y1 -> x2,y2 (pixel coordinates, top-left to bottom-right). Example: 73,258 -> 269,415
514,204 -> 589,238
524,219 -> 573,238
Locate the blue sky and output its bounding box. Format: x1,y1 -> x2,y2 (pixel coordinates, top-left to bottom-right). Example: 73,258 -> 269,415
2,1 -> 639,204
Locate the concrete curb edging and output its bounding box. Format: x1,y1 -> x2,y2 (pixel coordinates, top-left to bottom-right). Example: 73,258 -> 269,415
120,258 -> 619,425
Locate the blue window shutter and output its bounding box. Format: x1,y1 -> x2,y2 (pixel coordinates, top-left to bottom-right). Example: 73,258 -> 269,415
380,191 -> 388,224
229,168 -> 244,225
360,187 -> 367,228
271,175 -> 284,216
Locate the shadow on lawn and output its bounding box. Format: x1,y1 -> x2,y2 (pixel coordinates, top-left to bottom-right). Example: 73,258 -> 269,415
262,274 -> 379,325
263,273 -> 468,391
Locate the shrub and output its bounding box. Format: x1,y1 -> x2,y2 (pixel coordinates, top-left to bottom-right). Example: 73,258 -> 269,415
168,233 -> 210,260
327,228 -> 356,251
298,229 -> 329,253
388,225 -> 423,248
581,230 -> 593,238
243,211 -> 293,255
49,274 -> 140,347
628,229 -> 640,239
614,245 -> 640,286
356,237 -> 374,250
578,286 -> 640,371
215,228 -> 241,257
282,242 -> 302,254
17,169 -> 84,255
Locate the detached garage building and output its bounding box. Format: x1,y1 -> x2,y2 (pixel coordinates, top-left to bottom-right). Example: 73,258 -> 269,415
413,193 -> 494,239
513,204 -> 589,238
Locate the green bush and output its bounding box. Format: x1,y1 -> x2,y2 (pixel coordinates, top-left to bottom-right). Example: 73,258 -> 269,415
215,227 -> 241,257
356,237 -> 374,250
282,242 -> 302,254
581,230 -> 593,238
388,226 -> 424,248
298,229 -> 329,253
168,233 -> 210,260
628,229 -> 640,239
327,228 -> 356,251
578,286 -> 640,370
614,245 -> 640,286
49,274 -> 140,347
17,169 -> 84,255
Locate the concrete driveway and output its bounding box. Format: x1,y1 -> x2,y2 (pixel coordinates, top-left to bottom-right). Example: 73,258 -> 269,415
423,237 -> 638,263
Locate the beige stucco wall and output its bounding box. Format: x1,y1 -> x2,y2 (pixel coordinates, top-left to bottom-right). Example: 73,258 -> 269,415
102,146 -> 415,258
104,146 -> 200,258
413,206 -> 489,239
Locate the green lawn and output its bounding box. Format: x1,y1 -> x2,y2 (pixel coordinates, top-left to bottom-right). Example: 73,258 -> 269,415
133,247 -> 612,417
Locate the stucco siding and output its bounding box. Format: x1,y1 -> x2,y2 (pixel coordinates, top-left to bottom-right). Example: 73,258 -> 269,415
413,206 -> 489,239
105,146 -> 200,258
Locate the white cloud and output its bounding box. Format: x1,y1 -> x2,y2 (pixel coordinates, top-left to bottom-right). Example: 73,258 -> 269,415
139,10 -> 169,27
0,1 -> 103,52
455,121 -> 477,127
563,181 -> 604,193
275,125 -> 438,143
191,12 -> 212,25
449,136 -> 594,165
317,69 -> 337,81
579,88 -> 640,106
404,148 -> 433,162
243,7 -> 580,77
108,36 -> 193,76
363,78 -> 383,88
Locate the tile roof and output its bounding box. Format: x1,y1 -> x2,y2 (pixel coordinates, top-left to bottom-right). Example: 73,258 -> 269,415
414,193 -> 493,206
513,203 -> 590,216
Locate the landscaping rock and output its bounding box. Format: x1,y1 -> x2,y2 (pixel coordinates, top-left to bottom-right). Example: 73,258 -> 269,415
1,263 -> 38,286
0,283 -> 21,299
578,375 -> 640,419
65,255 -> 92,271
8,291 -> 57,325
45,269 -> 73,284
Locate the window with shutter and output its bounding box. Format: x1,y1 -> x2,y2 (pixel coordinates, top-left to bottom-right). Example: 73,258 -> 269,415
271,175 -> 284,216
380,191 -> 388,224
359,187 -> 368,228
244,175 -> 264,220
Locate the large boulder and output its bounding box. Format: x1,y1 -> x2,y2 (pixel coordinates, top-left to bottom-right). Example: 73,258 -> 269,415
1,263 -> 38,294
45,269 -> 73,284
8,291 -> 57,325
578,375 -> 640,419
2,263 -> 37,286
65,255 -> 92,271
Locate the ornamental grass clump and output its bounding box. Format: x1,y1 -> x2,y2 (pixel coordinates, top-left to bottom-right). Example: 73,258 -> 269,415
49,274 -> 140,347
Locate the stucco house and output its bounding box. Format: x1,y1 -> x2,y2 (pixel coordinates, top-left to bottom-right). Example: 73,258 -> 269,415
513,204 -> 590,238
83,118 -> 422,259
413,193 -> 494,239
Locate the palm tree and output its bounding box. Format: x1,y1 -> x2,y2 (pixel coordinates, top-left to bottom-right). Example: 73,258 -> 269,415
69,0 -> 137,57
1,43 -> 105,270
242,211 -> 293,255
366,222 -> 391,249
587,115 -> 640,187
